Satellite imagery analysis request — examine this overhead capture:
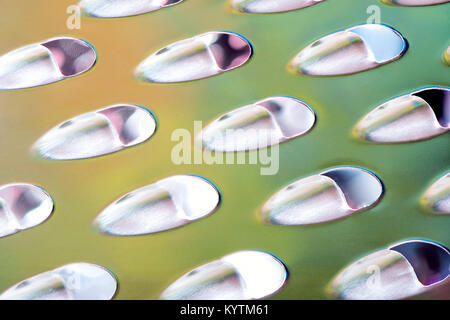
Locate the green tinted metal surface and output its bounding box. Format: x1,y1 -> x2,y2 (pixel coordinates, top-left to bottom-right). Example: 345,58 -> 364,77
0,0 -> 448,299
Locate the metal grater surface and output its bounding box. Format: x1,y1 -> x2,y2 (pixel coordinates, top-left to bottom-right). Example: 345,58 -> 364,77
0,0 -> 448,300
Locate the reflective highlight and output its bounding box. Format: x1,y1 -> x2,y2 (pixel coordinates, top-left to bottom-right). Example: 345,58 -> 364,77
230,0 -> 325,13
288,24 -> 407,76
260,166 -> 384,225
380,0 -> 449,6
199,96 -> 315,152
444,46 -> 450,66
32,104 -> 156,160
0,183 -> 54,238
134,31 -> 252,83
79,0 -> 186,18
160,250 -> 288,300
94,175 -> 220,236
0,263 -> 117,300
353,87 -> 449,143
421,172 -> 450,214
328,239 -> 450,300
0,37 -> 96,90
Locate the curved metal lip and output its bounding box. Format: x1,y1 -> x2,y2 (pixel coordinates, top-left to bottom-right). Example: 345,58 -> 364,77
325,238 -> 450,299
420,171 -> 450,215
0,262 -> 119,300
79,0 -> 186,19
379,0 -> 450,7
198,95 -> 316,151
0,36 -> 97,90
258,95 -> 316,139
81,262 -> 119,300
352,86 -> 449,144
64,262 -> 119,300
232,249 -> 290,299
159,249 -> 289,300
0,182 -> 55,239
134,30 -> 253,85
287,23 -> 408,78
203,30 -> 254,72
249,249 -> 290,299
411,86 -> 449,128
257,165 -> 384,226
31,104 -> 157,161
388,238 -> 450,287
347,23 -> 408,63
227,0 -> 325,14
93,174 -> 221,237
319,165 -> 385,211
42,36 -> 98,78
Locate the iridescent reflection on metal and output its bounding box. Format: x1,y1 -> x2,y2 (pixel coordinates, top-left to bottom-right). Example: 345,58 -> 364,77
0,263 -> 117,300
79,0 -> 186,18
94,175 -> 220,236
0,183 -> 54,238
260,166 -> 384,225
32,104 -> 156,160
421,172 -> 450,214
199,96 -> 315,152
160,250 -> 288,300
328,239 -> 450,300
135,31 -> 252,83
230,0 -> 325,13
444,46 -> 450,66
353,87 -> 449,143
0,37 -> 96,90
288,24 -> 407,76
380,0 -> 449,6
